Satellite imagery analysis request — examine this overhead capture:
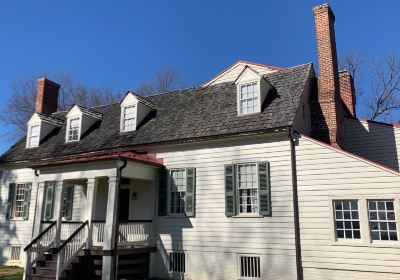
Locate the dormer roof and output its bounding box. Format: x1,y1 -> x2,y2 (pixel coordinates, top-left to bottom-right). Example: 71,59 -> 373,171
121,91 -> 157,110
28,113 -> 64,127
68,105 -> 103,120
202,60 -> 284,87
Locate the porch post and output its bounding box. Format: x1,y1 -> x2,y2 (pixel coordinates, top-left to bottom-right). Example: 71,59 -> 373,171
102,176 -> 119,280
53,181 -> 64,247
85,177 -> 97,248
33,181 -> 46,236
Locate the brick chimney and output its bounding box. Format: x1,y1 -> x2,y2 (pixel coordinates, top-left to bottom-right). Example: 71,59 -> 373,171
35,78 -> 60,115
339,70 -> 356,117
312,3 -> 344,148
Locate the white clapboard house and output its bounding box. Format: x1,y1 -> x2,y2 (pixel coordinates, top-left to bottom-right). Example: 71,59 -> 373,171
1,3 -> 400,280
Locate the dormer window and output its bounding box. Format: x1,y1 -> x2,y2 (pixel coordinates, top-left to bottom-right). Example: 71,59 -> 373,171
120,91 -> 157,133
239,82 -> 259,114
28,125 -> 40,148
26,113 -> 64,149
235,66 -> 274,116
122,105 -> 136,132
68,117 -> 80,142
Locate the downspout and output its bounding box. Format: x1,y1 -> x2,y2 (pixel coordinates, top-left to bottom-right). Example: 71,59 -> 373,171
288,127 -> 303,280
113,159 -> 127,280
31,169 -> 40,239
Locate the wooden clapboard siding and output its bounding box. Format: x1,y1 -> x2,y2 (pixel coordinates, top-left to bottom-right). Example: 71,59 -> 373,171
297,136 -> 400,278
149,134 -> 297,279
345,118 -> 400,171
0,167 -> 37,265
292,69 -> 313,136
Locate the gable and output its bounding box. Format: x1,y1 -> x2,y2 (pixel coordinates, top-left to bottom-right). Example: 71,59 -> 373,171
203,61 -> 283,87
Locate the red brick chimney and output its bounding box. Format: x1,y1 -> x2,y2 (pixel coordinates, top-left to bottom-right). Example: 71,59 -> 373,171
312,3 -> 344,148
35,78 -> 60,115
339,70 -> 356,117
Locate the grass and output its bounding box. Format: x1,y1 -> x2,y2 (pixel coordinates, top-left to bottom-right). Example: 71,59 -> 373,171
0,265 -> 23,280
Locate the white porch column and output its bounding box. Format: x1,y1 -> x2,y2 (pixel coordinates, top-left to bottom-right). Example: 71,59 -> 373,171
33,181 -> 46,236
102,176 -> 119,280
53,181 -> 64,247
85,177 -> 97,248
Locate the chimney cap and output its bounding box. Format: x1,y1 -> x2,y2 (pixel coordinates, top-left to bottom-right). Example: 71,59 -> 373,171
312,3 -> 335,21
37,77 -> 61,88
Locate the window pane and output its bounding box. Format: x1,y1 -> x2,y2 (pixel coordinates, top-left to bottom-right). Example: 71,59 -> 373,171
333,200 -> 360,240
368,200 -> 398,241
239,82 -> 258,114
14,184 -> 26,218
237,163 -> 258,214
123,105 -> 136,131
68,118 -> 80,141
170,169 -> 186,214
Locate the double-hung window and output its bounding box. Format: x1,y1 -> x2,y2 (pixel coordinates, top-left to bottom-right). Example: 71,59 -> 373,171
68,117 -> 80,142
368,200 -> 398,241
333,200 -> 361,240
28,125 -> 40,148
170,169 -> 186,214
122,105 -> 136,132
237,163 -> 258,214
239,82 -> 258,114
14,184 -> 26,219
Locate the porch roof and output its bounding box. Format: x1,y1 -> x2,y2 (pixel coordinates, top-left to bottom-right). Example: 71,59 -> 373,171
29,150 -> 163,168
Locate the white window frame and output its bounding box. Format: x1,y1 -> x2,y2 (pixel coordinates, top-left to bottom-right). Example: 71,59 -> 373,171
9,245 -> 21,262
168,168 -> 186,216
237,81 -> 260,115
27,124 -> 40,148
12,183 -> 26,220
329,196 -> 400,247
368,199 -> 398,242
236,163 -> 259,216
120,104 -> 137,132
333,200 -> 361,240
66,117 -> 81,142
237,254 -> 262,280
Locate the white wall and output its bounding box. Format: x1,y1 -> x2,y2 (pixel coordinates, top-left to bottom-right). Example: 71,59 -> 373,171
130,179 -> 154,220
0,167 -> 37,266
296,135 -> 400,278
148,134 -> 297,280
344,118 -> 400,171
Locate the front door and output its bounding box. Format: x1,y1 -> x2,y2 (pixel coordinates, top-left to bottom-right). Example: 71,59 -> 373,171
119,189 -> 130,221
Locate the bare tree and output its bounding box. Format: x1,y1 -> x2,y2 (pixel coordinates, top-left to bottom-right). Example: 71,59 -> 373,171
339,50 -> 400,122
339,49 -> 363,96
136,65 -> 184,96
367,52 -> 400,120
0,73 -> 122,139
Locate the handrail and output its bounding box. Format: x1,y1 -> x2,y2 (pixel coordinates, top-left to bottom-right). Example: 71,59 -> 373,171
92,219 -> 152,223
24,221 -> 56,251
55,220 -> 88,253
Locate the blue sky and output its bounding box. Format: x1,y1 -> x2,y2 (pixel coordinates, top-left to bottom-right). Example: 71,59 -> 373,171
0,0 -> 399,153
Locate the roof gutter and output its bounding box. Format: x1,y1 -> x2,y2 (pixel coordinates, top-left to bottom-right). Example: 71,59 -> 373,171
288,126 -> 303,280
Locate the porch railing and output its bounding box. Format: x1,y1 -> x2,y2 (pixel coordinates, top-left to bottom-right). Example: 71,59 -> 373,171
91,220 -> 152,246
24,221 -> 57,273
56,220 -> 88,279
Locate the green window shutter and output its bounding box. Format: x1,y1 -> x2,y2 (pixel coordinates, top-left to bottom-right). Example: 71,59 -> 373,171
158,167 -> 168,216
185,168 -> 196,217
44,183 -> 55,221
6,183 -> 16,220
258,161 -> 271,216
225,164 -> 236,217
22,183 -> 32,220
64,186 -> 74,221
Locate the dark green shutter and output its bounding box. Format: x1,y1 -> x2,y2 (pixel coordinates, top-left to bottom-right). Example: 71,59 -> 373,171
6,183 -> 15,220
44,183 -> 55,220
225,164 -> 236,217
185,168 -> 196,217
258,161 -> 271,216
64,186 -> 74,220
22,183 -> 32,220
158,167 -> 168,216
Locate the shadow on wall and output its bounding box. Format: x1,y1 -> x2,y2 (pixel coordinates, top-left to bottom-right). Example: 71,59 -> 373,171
156,217 -> 192,280
345,119 -> 399,171
0,169 -> 18,264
